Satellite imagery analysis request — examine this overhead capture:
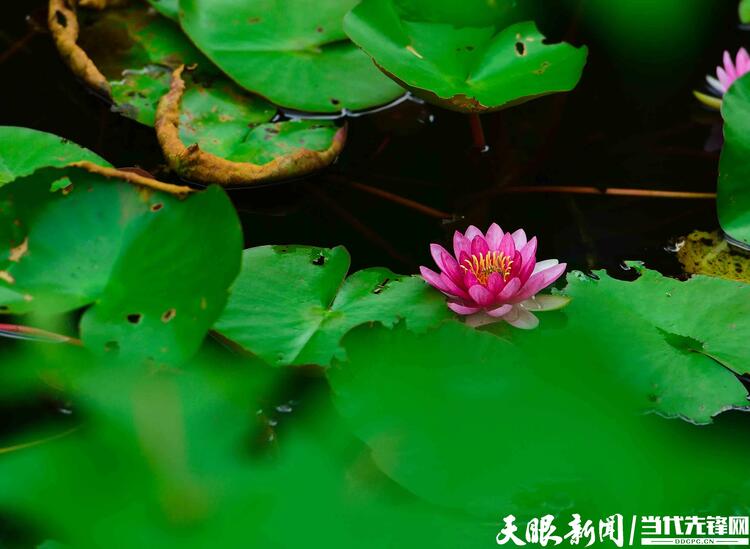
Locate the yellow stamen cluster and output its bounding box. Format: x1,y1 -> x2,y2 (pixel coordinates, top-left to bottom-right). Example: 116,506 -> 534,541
461,251 -> 513,285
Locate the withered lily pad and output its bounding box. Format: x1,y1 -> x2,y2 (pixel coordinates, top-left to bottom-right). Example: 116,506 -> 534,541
179,0 -> 405,113
156,67 -> 346,185
344,0 -> 588,112
676,230 -> 750,283
49,0 -> 346,184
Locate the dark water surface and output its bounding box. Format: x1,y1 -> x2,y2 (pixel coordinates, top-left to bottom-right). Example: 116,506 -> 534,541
0,1 -> 743,276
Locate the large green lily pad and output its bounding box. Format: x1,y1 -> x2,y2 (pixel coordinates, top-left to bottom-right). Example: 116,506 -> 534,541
344,0 -> 588,112
0,126 -> 109,185
718,72 -> 750,246
1,167 -> 241,363
179,0 -> 405,113
212,245 -> 451,367
79,184 -> 241,363
52,1 -> 345,183
330,320 -> 750,519
0,129 -> 242,363
570,264 -> 750,378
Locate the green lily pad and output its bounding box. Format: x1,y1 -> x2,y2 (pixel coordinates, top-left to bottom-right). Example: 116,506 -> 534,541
79,184 -> 241,363
0,130 -> 242,363
344,1 -> 588,112
330,320 -> 750,518
1,168 -> 242,364
0,126 -> 109,185
718,72 -> 750,246
146,0 -> 179,20
741,0 -> 750,23
556,266 -> 750,421
212,245 -> 451,367
392,0 -> 519,27
572,264 -> 750,378
0,350 -> 490,548
179,0 -> 405,113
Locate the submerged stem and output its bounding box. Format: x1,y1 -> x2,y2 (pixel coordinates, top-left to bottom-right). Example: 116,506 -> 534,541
502,185 -> 716,199
0,323 -> 82,346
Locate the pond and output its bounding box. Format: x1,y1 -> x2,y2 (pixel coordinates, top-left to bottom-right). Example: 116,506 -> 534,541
2,1 -> 750,547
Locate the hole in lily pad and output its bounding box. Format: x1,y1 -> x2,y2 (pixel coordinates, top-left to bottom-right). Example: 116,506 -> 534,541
373,278 -> 390,294
330,98 -> 340,106
312,255 -> 325,266
126,313 -> 142,324
515,42 -> 526,56
104,341 -> 120,353
150,203 -> 163,212
161,308 -> 176,323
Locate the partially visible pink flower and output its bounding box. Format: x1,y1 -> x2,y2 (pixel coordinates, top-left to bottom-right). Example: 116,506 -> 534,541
420,224 -> 569,329
696,48 -> 750,108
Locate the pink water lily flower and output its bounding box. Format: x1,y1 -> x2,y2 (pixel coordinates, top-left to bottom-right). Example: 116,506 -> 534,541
695,48 -> 750,109
420,224 -> 569,329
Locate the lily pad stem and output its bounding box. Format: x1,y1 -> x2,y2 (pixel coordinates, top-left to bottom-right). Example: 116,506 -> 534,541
469,113 -> 488,152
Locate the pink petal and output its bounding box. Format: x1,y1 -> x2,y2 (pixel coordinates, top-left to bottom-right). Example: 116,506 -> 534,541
504,306 -> 539,329
486,304 -> 512,318
468,284 -> 494,307
463,269 -> 480,290
447,301 -> 481,315
453,231 -> 471,258
511,229 -> 527,250
486,223 -> 503,250
440,251 -> 462,283
440,272 -> 470,299
486,271 -> 505,295
717,66 -> 731,90
519,237 -> 538,282
464,225 -> 484,241
513,263 -> 567,303
430,243 -> 452,272
724,50 -> 737,80
509,250 -> 523,279
499,232 -> 515,259
420,266 -> 450,293
497,277 -> 521,301
738,48 -> 750,74
471,235 -> 489,257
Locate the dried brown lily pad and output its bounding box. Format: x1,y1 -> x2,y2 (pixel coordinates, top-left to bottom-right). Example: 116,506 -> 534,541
676,230 -> 750,283
156,66 -> 347,186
